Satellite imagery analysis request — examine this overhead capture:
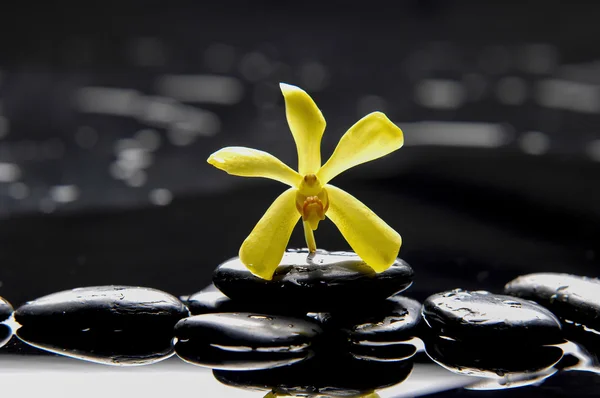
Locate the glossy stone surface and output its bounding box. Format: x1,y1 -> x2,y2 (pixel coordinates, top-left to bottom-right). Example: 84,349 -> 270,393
16,326 -> 174,366
426,336 -> 564,379
339,295 -> 422,343
187,284 -> 238,315
0,296 -> 13,322
213,354 -> 413,396
422,289 -> 563,344
213,249 -> 414,312
505,273 -> 600,332
15,286 -> 189,332
174,313 -> 322,370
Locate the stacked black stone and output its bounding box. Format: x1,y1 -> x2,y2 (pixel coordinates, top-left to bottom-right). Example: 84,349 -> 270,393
179,249 -> 418,396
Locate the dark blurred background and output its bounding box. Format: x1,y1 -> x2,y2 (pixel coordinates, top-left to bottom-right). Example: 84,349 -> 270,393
0,0 -> 598,306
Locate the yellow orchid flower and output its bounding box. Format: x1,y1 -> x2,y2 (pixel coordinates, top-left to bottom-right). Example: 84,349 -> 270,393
208,83 -> 403,280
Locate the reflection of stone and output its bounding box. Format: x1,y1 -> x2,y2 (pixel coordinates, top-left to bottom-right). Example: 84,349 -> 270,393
0,296 -> 12,323
311,294 -> 422,362
425,336 -> 563,389
0,324 -> 12,349
15,286 -> 189,332
213,249 -> 414,312
214,353 -> 413,396
174,313 -> 322,370
337,295 -> 422,343
505,273 -> 600,332
423,289 -> 563,345
16,326 -> 174,366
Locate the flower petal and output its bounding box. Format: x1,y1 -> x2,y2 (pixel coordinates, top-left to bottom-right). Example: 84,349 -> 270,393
317,112 -> 403,184
280,83 -> 326,175
208,146 -> 302,187
325,184 -> 401,272
240,188 -> 300,280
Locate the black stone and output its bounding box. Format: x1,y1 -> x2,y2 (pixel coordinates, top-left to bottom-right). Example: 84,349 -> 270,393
16,326 -> 174,366
213,249 -> 414,312
0,324 -> 12,349
186,284 -> 237,315
174,313 -> 322,370
15,286 -> 189,332
338,295 -> 422,343
213,354 -> 413,396
425,336 -> 564,378
0,296 -> 13,322
505,273 -> 600,332
422,289 -> 563,344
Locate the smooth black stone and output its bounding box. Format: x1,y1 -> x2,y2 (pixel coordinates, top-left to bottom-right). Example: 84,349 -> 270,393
174,313 -> 322,370
0,296 -> 13,322
422,289 -> 563,344
213,354 -> 413,396
187,284 -> 239,315
15,286 -> 189,332
338,295 -> 422,343
425,336 -> 564,378
16,326 -> 174,366
0,324 -> 13,349
505,273 -> 600,332
213,249 -> 414,312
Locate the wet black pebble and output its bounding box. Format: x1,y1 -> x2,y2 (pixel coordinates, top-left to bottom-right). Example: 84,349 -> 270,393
15,286 -> 189,332
0,296 -> 13,322
422,289 -> 562,344
505,273 -> 600,332
187,284 -> 240,315
213,354 -> 413,396
174,312 -> 322,370
213,249 -> 414,312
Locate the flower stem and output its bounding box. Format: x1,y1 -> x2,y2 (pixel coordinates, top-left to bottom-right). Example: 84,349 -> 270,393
303,221 -> 317,253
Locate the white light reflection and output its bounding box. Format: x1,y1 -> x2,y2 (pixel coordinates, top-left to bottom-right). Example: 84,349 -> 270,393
519,131 -> 550,155
0,356 -> 257,398
75,87 -> 140,116
49,185 -> 80,203
149,188 -> 172,206
0,162 -> 21,182
156,75 -> 244,105
415,79 -> 466,110
536,79 -> 600,114
125,170 -> 147,187
399,121 -> 510,148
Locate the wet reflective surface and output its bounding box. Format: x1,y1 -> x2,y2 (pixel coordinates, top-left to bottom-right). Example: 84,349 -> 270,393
1,275 -> 600,397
